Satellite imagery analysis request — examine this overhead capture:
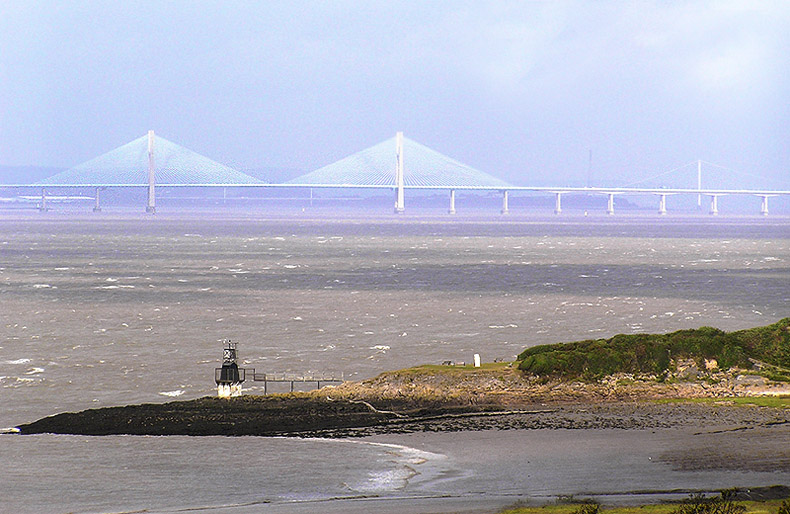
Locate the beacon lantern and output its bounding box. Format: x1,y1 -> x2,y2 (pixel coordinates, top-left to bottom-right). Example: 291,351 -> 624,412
215,341 -> 245,398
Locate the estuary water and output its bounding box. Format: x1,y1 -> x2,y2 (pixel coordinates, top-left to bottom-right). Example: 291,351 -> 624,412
1,210 -> 789,513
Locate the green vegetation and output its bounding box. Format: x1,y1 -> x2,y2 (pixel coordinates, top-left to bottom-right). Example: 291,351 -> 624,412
656,396 -> 790,409
499,497 -> 787,514
517,318 -> 790,380
671,490 -> 745,514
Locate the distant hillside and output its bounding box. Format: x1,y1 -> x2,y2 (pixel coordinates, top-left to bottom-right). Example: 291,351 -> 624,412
517,318 -> 790,380
0,165 -> 64,184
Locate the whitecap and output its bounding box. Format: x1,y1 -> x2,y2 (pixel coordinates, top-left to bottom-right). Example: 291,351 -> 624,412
32,284 -> 51,288
370,345 -> 390,351
25,367 -> 44,375
5,359 -> 31,365
159,389 -> 185,397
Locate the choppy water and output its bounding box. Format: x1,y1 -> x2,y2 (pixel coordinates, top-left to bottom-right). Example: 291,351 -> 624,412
1,212 -> 789,513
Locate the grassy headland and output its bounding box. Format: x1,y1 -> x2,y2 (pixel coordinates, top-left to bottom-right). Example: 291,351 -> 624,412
329,318 -> 790,406
517,318 -> 790,381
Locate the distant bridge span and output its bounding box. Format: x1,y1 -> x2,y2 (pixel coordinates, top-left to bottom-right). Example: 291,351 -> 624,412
2,182 -> 789,216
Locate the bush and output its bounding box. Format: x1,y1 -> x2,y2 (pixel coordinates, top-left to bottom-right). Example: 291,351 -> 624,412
671,490 -> 745,514
516,319 -> 790,380
778,498 -> 790,514
571,503 -> 600,514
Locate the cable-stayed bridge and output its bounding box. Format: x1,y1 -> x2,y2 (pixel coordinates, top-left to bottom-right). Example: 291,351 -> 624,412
2,131 -> 788,215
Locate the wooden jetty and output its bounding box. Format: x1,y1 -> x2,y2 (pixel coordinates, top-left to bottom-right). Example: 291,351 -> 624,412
215,341 -> 344,397
248,370 -> 344,394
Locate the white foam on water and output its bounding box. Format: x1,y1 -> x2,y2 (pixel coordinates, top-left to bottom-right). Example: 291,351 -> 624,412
302,439 -> 448,494
32,284 -> 52,288
159,389 -> 185,397
5,359 -> 31,365
25,367 -> 44,375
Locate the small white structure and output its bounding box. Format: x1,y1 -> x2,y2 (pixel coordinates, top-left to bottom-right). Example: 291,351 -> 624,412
474,354 -> 481,368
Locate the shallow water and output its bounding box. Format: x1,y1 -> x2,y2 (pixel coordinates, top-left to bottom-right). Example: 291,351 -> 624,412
1,211 -> 789,513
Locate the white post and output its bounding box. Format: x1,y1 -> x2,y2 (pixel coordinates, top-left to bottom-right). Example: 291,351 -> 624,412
697,159 -> 702,210
606,193 -> 615,215
554,192 -> 562,214
709,194 -> 719,216
501,190 -> 509,215
760,195 -> 769,216
448,189 -> 456,214
40,188 -> 48,212
94,187 -> 101,212
146,130 -> 156,214
658,194 -> 667,215
473,354 -> 481,368
394,132 -> 405,214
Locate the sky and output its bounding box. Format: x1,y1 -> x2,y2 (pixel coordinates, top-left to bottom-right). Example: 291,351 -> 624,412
1,0 -> 788,188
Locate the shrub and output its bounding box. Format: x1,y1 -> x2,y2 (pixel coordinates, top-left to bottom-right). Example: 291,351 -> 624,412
571,503 -> 600,514
671,490 -> 745,514
516,319 -> 790,380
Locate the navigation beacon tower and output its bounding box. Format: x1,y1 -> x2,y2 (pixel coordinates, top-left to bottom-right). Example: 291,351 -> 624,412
215,341 -> 245,398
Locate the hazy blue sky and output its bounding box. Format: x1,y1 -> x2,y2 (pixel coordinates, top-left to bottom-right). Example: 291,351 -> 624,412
1,0 -> 788,187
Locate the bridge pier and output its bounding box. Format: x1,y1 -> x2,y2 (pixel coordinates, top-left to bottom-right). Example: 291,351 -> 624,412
394,131 -> 405,214
146,130 -> 156,214
448,189 -> 456,214
760,195 -> 769,216
709,195 -> 719,216
39,188 -> 48,212
554,192 -> 562,214
500,190 -> 509,215
606,193 -> 615,215
93,187 -> 102,212
658,194 -> 667,215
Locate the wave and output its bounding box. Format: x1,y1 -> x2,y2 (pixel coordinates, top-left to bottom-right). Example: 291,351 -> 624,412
5,359 -> 31,365
158,390 -> 185,397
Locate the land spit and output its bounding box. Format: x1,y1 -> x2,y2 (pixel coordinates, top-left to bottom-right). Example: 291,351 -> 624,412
16,365 -> 790,437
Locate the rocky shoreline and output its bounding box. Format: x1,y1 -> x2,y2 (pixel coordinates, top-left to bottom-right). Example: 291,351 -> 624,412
16,369 -> 790,437
15,395 -> 790,438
